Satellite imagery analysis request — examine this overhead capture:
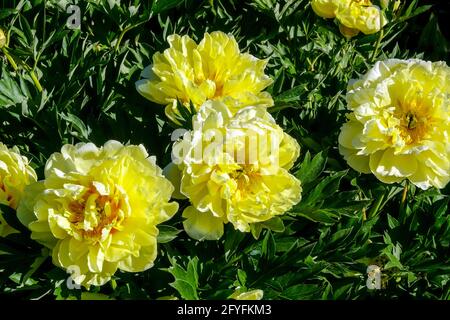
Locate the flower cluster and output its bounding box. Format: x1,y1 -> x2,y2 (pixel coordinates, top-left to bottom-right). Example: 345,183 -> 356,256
136,31 -> 303,240
0,30 -> 302,288
3,23 -> 450,291
311,0 -> 387,38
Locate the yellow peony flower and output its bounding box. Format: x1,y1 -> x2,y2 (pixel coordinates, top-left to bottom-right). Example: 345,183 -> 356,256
17,141 -> 178,287
0,142 -> 37,237
135,31 -> 273,124
336,1 -> 386,36
171,101 -> 302,240
311,0 -> 386,37
339,59 -> 450,190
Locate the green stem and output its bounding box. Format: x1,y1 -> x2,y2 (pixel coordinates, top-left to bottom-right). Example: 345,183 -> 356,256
2,47 -> 43,92
114,21 -> 147,53
2,47 -> 18,71
29,69 -> 43,92
22,63 -> 43,93
371,28 -> 384,62
114,27 -> 129,52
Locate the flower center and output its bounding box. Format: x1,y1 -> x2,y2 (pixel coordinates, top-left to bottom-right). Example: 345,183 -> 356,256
68,184 -> 125,241
213,84 -> 224,99
405,111 -> 417,130
395,99 -> 434,145
230,165 -> 261,192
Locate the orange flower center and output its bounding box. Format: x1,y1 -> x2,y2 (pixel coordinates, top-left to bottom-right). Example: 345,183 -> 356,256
68,184 -> 124,240
395,99 -> 434,145
230,165 -> 262,192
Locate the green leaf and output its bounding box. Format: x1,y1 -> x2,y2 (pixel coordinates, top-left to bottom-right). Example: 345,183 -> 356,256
387,214 -> 400,229
237,269 -> 247,287
281,284 -> 323,299
152,0 -> 185,14
274,84 -> 307,103
260,217 -> 285,233
250,217 -> 285,239
157,225 -> 182,243
0,9 -> 17,20
296,151 -> 327,185
167,257 -> 200,300
59,113 -> 90,140
329,227 -> 353,246
0,66 -> 29,107
224,228 -> 246,261
301,170 -> 347,206
293,209 -> 338,224
250,223 -> 264,240
261,230 -> 276,261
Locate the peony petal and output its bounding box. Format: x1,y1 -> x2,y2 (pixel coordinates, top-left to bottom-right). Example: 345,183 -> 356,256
87,246 -> 105,273
182,206 -> 224,241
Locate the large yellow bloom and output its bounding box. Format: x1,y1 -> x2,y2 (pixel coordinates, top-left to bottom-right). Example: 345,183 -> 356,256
0,143 -> 37,237
339,59 -> 450,190
311,0 -> 386,37
170,101 -> 302,240
17,141 -> 178,287
135,31 -> 273,123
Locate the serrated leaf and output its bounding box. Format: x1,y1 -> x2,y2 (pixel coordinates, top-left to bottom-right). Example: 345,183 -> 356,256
167,257 -> 200,300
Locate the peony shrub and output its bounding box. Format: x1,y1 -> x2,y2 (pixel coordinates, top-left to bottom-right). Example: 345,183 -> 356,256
0,0 -> 448,301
